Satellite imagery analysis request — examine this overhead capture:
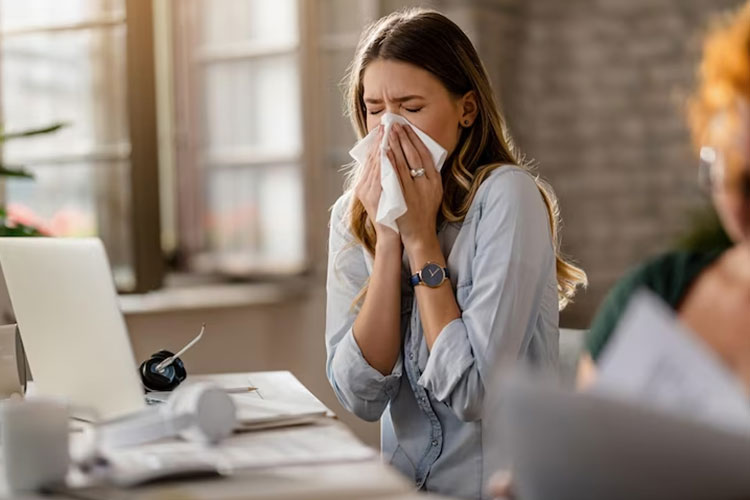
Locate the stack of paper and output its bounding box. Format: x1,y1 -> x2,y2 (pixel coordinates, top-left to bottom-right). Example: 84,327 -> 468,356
231,393 -> 327,431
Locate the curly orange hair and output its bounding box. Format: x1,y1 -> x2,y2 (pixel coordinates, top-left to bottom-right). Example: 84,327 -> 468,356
688,2 -> 750,149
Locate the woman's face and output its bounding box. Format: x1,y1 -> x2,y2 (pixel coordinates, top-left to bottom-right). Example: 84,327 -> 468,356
709,114 -> 750,243
361,59 -> 474,157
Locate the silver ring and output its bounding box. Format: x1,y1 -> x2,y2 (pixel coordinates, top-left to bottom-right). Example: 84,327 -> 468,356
410,168 -> 425,178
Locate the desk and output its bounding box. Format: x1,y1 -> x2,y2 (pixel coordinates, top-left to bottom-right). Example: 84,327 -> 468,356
0,371 -> 457,500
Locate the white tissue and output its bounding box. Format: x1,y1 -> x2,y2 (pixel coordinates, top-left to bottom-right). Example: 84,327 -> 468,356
349,113 -> 448,233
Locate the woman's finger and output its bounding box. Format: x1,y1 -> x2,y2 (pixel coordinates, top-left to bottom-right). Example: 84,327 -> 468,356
397,124 -> 426,180
359,157 -> 374,195
386,147 -> 414,199
404,125 -> 436,180
363,127 -> 383,185
388,124 -> 412,174
356,156 -> 370,191
357,127 -> 383,206
388,126 -> 419,200
372,151 -> 382,193
368,124 -> 384,155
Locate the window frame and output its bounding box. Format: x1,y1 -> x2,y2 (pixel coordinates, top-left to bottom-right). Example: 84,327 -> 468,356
170,0 -> 311,278
125,0 -> 164,293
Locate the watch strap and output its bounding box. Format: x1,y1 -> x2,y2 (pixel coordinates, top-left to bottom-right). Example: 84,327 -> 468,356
409,266 -> 449,287
409,273 -> 421,287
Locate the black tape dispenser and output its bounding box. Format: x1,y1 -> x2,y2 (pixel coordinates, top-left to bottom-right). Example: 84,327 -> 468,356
139,323 -> 205,392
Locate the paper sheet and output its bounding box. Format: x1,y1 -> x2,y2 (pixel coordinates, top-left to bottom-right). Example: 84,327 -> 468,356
231,393 -> 327,430
591,289 -> 750,433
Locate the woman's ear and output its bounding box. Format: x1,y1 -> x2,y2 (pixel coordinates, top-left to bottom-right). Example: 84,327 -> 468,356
459,91 -> 478,127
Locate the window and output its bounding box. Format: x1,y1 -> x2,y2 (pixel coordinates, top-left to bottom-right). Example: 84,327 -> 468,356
170,0 -> 390,279
171,0 -> 306,277
0,0 -> 161,292
0,0 -> 385,296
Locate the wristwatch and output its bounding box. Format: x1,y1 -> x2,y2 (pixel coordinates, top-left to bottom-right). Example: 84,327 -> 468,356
409,262 -> 449,288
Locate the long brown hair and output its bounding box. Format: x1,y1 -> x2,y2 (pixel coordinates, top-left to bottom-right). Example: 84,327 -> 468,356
341,8 -> 586,309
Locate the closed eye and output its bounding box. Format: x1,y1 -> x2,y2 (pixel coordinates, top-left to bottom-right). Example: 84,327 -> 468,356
368,109 -> 383,116
405,107 -> 422,113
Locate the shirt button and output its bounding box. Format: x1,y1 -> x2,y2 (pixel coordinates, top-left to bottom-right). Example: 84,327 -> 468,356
431,440 -> 438,447
408,353 -> 414,360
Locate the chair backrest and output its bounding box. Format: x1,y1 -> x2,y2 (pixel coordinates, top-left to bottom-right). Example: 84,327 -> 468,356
559,328 -> 587,387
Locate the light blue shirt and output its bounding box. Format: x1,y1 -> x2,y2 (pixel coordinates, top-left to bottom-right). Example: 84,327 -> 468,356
325,165 -> 559,499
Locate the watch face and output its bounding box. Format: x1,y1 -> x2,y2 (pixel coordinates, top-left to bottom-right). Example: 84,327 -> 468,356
421,263 -> 445,287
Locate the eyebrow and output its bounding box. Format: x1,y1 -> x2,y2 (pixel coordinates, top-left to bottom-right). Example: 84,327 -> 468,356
363,95 -> 425,104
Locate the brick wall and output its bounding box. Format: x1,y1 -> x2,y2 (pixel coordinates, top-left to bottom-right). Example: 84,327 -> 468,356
430,0 -> 744,327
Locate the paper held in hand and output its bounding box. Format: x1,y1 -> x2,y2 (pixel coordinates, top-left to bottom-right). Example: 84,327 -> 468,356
591,289 -> 750,433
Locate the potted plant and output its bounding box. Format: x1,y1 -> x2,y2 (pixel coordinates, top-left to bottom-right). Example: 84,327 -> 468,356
0,123 -> 65,236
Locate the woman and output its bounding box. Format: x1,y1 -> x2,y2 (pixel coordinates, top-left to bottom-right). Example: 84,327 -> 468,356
578,2 -> 750,391
490,6 -> 750,497
324,8 -> 586,499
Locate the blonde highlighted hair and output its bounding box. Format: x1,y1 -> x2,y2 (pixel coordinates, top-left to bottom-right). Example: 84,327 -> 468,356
342,8 -> 586,309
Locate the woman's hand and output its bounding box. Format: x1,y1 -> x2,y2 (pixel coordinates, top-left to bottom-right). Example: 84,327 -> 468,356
487,471 -> 516,499
385,122 -> 443,252
354,125 -> 400,246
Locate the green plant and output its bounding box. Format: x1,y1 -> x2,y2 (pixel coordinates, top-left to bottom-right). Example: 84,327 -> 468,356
0,123 -> 65,236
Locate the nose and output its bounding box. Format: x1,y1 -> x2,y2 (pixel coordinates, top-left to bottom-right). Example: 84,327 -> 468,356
384,102 -> 401,115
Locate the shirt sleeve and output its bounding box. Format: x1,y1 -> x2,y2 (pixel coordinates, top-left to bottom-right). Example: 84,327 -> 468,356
325,194 -> 403,422
417,168 -> 557,422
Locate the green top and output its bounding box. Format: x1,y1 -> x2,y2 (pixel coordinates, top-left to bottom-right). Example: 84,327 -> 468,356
585,248 -> 728,360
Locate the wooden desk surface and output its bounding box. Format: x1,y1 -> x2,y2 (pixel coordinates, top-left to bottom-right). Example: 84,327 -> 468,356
0,371 -> 457,500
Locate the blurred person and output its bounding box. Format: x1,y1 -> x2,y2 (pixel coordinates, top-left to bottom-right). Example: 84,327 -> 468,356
578,1 -> 750,397
489,3 -> 750,498
324,8 -> 586,499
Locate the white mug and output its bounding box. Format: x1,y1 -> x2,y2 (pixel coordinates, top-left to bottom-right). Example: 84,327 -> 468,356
1,397 -> 69,492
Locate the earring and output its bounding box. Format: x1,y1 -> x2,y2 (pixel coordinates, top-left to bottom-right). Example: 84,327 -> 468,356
464,120 -> 470,126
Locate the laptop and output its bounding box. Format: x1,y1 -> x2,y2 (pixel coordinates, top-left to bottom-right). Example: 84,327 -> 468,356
0,238 -> 145,421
